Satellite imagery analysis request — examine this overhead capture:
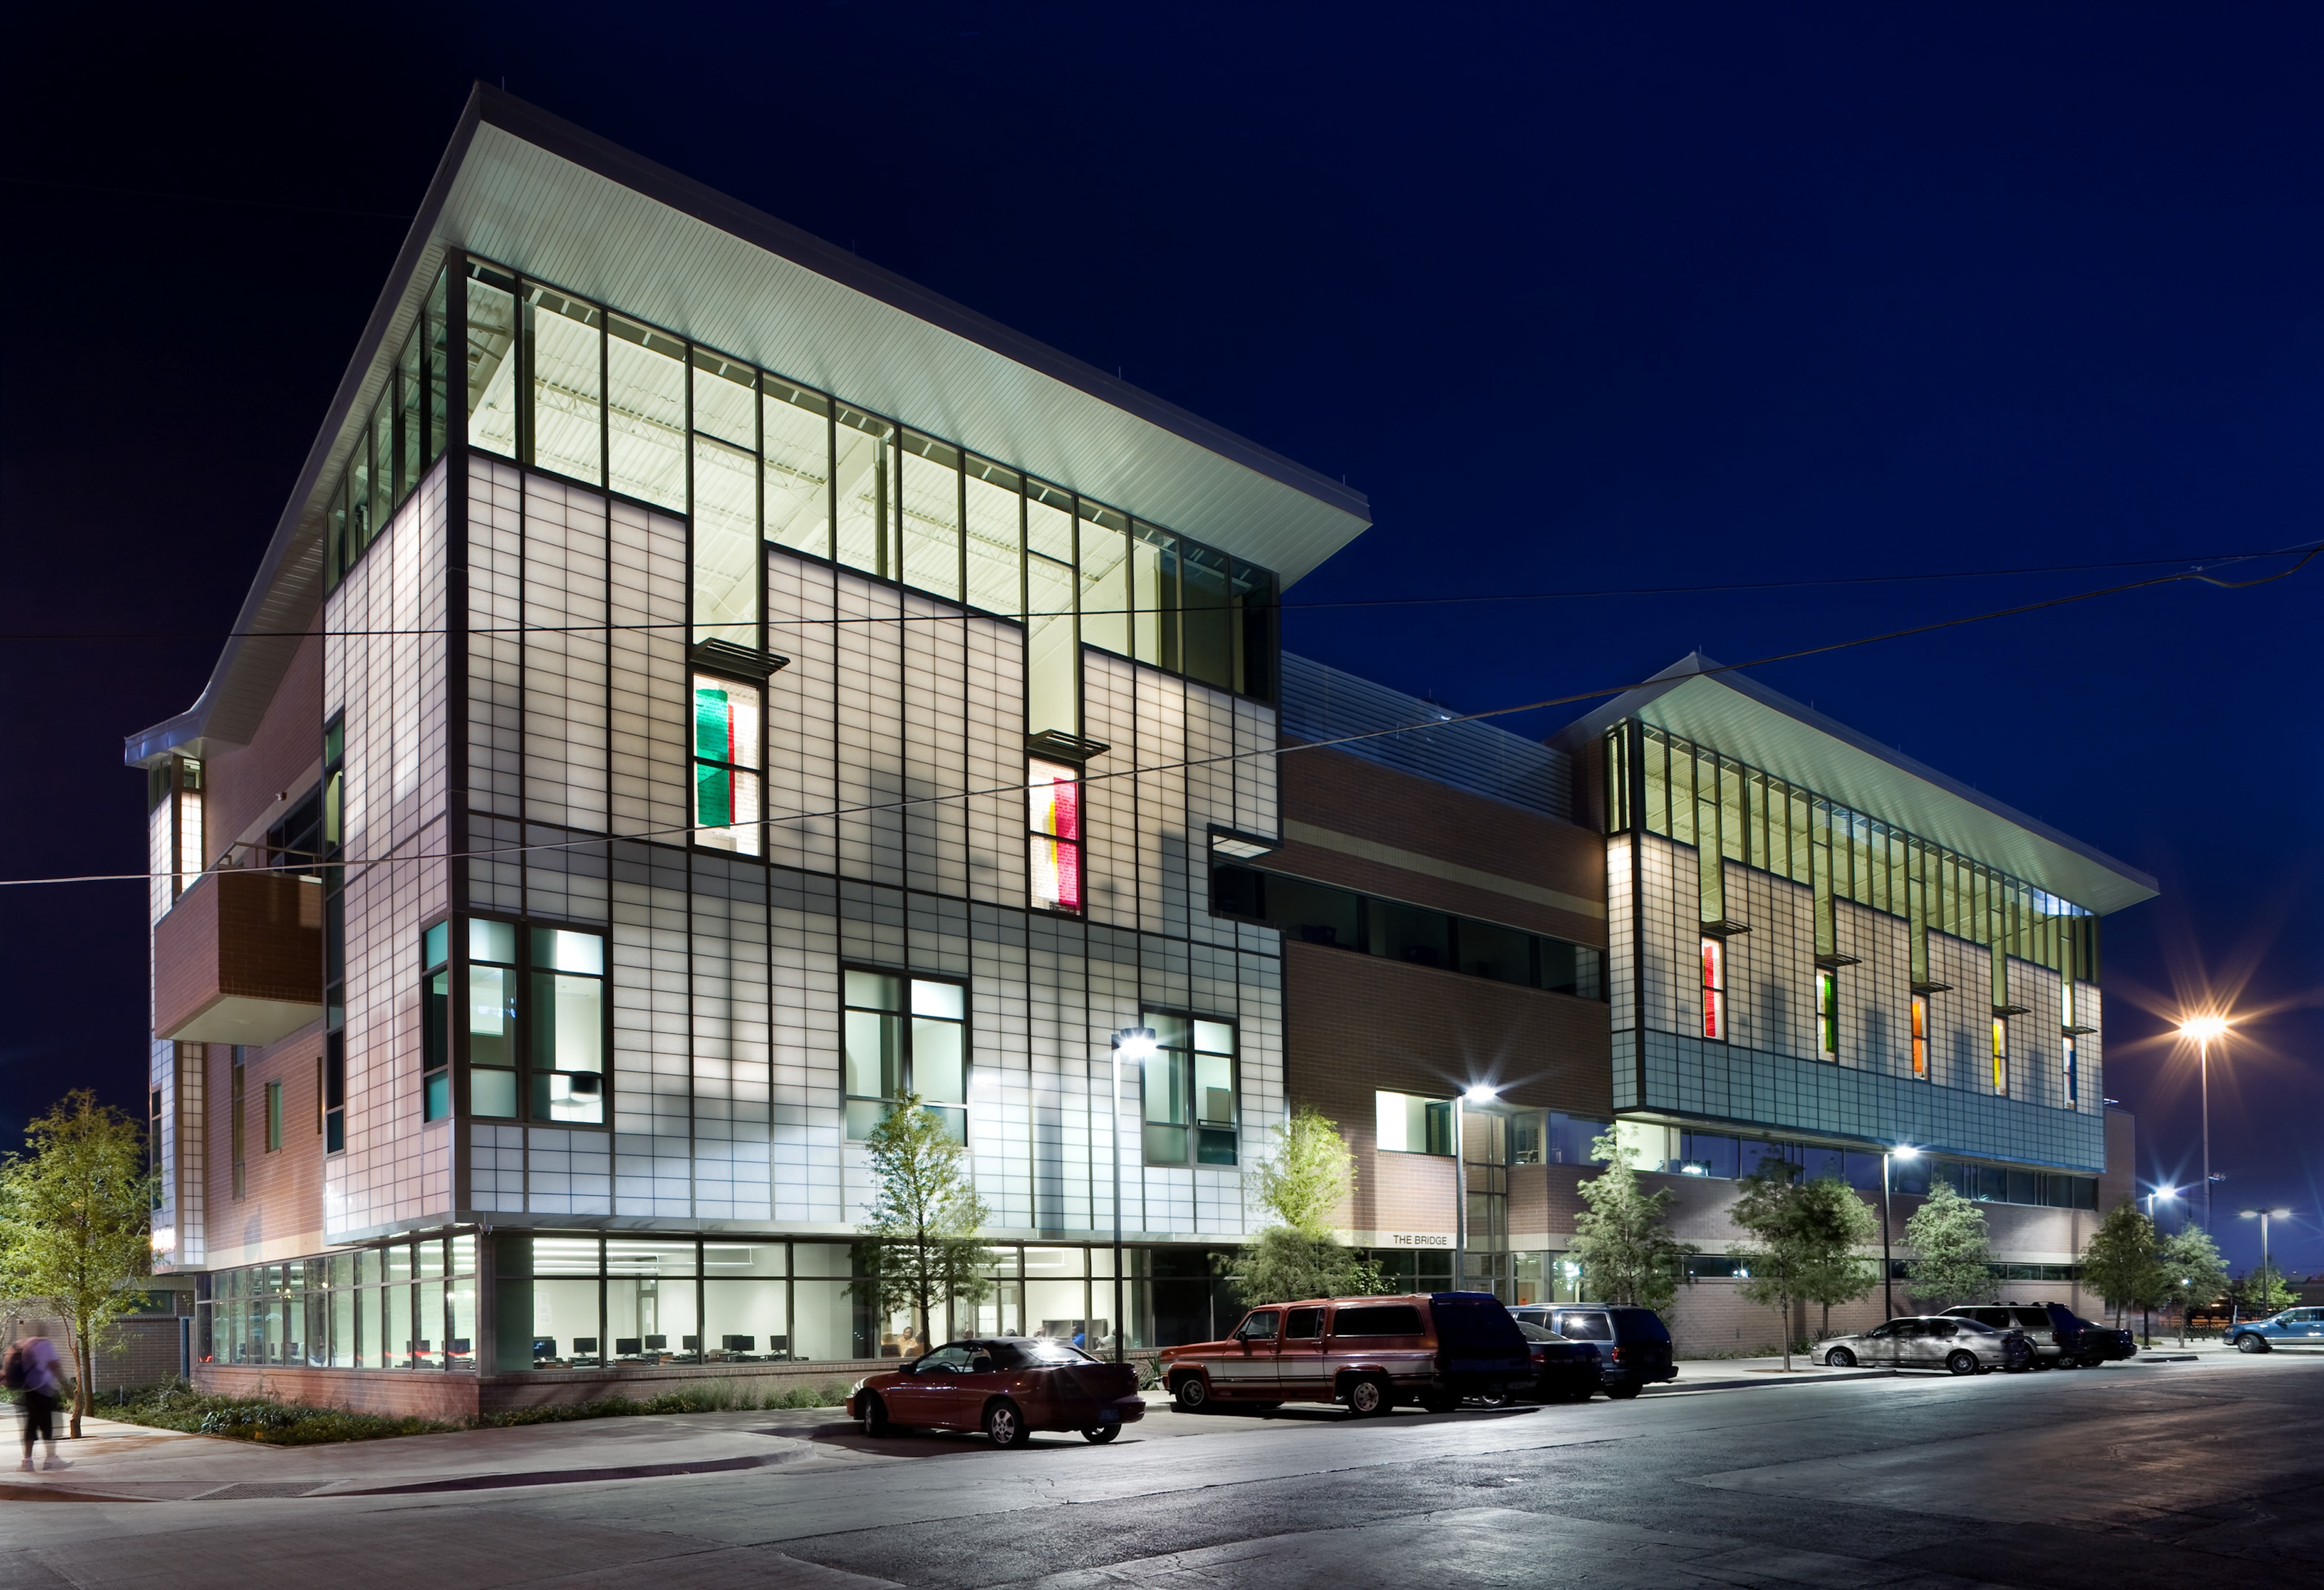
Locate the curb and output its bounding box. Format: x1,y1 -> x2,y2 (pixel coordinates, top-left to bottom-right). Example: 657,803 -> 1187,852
1645,1368 -> 1896,1394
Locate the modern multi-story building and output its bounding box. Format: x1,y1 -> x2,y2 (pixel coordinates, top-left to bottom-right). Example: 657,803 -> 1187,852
129,90 -> 2155,1410
1228,653 -> 2149,1350
132,87 -> 1365,1413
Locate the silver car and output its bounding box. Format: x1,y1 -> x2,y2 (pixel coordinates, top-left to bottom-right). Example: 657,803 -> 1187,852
1820,1315 -> 2030,1375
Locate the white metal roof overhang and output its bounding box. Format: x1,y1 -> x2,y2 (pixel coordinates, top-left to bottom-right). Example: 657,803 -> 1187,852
1555,654 -> 2158,916
127,86 -> 1371,767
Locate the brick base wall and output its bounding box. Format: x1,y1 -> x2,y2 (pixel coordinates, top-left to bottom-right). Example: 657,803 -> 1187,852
194,1358 -> 888,1419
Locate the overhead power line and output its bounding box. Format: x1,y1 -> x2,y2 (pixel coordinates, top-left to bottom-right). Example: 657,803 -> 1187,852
0,542 -> 2314,646
5,546 -> 2313,891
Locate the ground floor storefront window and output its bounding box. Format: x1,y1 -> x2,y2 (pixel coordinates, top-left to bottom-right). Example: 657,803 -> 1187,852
197,1235 -> 1256,1369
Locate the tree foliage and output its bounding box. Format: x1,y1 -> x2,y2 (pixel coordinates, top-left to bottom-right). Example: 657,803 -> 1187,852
1570,1129 -> 1693,1314
1727,1164 -> 1878,1369
0,1091 -> 153,1436
1229,1107 -> 1386,1305
2157,1225 -> 2228,1346
1252,1105 -> 1355,1236
2079,1202 -> 2167,1326
1901,1181 -> 1993,1308
2232,1263 -> 2296,1318
854,1094 -> 993,1352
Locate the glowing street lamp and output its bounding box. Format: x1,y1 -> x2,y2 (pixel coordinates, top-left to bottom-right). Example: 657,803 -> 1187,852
1881,1146 -> 1919,1319
1454,1085 -> 1498,1293
2240,1206 -> 2294,1281
2177,1013 -> 2232,1230
2143,1185 -> 2179,1222
1106,1027 -> 1157,1361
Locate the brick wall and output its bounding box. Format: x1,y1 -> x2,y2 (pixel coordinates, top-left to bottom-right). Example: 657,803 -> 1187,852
200,1023 -> 332,1268
201,629 -> 325,869
8,1311 -> 189,1395
1281,939 -> 1610,1239
1275,742 -> 1606,946
152,869 -> 324,1038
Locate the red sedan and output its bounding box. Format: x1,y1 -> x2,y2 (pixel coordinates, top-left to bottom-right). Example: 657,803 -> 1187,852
849,1336 -> 1147,1446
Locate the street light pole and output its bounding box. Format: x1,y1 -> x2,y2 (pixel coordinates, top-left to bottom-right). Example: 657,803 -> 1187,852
2241,1206 -> 2292,1282
1455,1086 -> 1496,1293
1109,1028 -> 1156,1364
1882,1147 -> 1917,1320
2179,1015 -> 2229,1231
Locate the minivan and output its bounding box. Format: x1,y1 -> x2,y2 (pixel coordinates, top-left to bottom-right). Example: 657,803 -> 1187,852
1509,1305 -> 1677,1398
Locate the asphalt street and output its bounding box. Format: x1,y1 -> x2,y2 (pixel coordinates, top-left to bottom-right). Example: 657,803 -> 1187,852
6,1354 -> 2320,1589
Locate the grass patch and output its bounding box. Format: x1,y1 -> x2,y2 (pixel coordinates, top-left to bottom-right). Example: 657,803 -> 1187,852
106,1377 -> 857,1445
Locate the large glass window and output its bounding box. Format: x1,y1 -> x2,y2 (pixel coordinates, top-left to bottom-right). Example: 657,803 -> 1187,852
692,673 -> 763,856
705,1240 -> 789,1361
1142,1013 -> 1236,1167
527,285 -> 603,485
421,924 -> 452,1121
532,928 -> 607,1124
1078,503 -> 1130,656
1815,969 -> 1838,1061
963,457 -> 1022,616
1910,995 -> 1928,1079
833,406 -> 895,576
763,378 -> 833,557
843,971 -> 968,1142
899,432 -> 963,601
692,351 -> 760,646
606,315 -> 686,510
1028,758 -> 1083,914
467,919 -> 518,1118
607,1239 -> 700,1363
1212,865 -> 1603,1000
1992,1019 -> 2009,1095
466,260 -> 519,459
1700,937 -> 1726,1041
1375,1090 -> 1453,1155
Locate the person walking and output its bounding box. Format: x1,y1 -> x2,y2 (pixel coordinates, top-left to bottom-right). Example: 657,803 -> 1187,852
8,1334 -> 70,1473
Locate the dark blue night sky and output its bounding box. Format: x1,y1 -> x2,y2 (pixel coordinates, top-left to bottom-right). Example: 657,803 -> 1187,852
4,5 -> 2318,1272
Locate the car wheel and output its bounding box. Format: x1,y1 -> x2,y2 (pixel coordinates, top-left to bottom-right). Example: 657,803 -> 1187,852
1474,1383 -> 1513,1410
1825,1347 -> 1856,1368
1081,1425 -> 1119,1444
1346,1374 -> 1393,1417
860,1393 -> 891,1437
1944,1350 -> 1978,1377
984,1400 -> 1030,1448
1606,1382 -> 1643,1400
1173,1374 -> 1212,1412
2235,1334 -> 2268,1355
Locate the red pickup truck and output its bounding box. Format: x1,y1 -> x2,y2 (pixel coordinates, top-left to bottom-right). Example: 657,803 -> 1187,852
1160,1292 -> 1532,1416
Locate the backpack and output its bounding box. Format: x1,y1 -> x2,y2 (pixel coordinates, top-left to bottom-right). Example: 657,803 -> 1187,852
1,1344 -> 25,1392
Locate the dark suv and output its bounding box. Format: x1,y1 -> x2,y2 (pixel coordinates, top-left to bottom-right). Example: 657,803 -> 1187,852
1510,1305 -> 1677,1398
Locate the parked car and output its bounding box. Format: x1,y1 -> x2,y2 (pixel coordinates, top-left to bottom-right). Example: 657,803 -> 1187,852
1510,1319 -> 1603,1403
1942,1303 -> 2067,1366
1160,1292 -> 1532,1417
2223,1306 -> 2324,1353
849,1336 -> 1146,1446
2039,1303 -> 2137,1366
1509,1305 -> 1678,1398
1818,1315 -> 2032,1374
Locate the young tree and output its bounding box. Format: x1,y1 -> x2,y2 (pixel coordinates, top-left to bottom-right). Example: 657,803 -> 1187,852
1727,1165 -> 1876,1370
854,1093 -> 994,1354
0,1091 -> 154,1437
2232,1263 -> 2296,1318
1799,1175 -> 1881,1341
2158,1225 -> 2228,1347
1228,1106 -> 1386,1305
1253,1105 -> 1355,1236
1901,1181 -> 1993,1308
1569,1129 -> 1694,1315
2079,1202 -> 2167,1328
